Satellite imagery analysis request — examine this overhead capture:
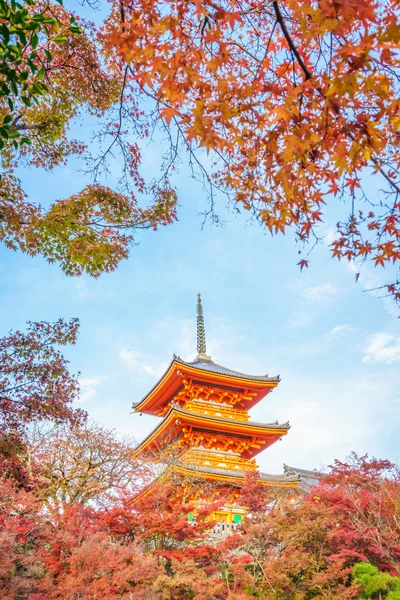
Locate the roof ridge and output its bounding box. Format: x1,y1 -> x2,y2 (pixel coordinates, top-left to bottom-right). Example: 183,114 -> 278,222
175,461 -> 300,482
284,464 -> 324,478
176,356 -> 280,382
173,405 -> 290,430
133,355 -> 280,415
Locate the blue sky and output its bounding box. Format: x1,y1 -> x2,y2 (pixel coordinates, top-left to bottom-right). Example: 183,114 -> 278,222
1,12 -> 400,475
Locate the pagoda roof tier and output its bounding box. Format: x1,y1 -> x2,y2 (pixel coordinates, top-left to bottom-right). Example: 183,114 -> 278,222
133,355 -> 280,416
134,461 -> 300,502
182,356 -> 279,382
133,405 -> 289,460
173,462 -> 300,488
283,464 -> 324,491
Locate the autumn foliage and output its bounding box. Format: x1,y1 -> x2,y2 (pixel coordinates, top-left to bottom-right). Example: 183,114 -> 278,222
1,445 -> 399,598
0,322 -> 399,599
0,0 -> 177,277
0,0 -> 399,304
0,318 -> 86,482
1,0 -> 400,594
106,0 -> 400,303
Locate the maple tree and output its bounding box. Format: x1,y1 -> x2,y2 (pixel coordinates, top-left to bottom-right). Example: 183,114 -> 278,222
233,454 -> 400,598
238,469 -> 271,515
238,494 -> 357,598
1,0 -> 399,303
320,453 -> 400,576
0,0 -> 82,150
0,318 -> 84,431
0,478 -> 49,599
0,449 -> 399,599
0,471 -> 228,599
0,318 -> 86,483
37,503 -> 161,599
102,0 -> 400,304
0,0 -> 177,277
0,478 -> 159,600
28,422 -> 139,508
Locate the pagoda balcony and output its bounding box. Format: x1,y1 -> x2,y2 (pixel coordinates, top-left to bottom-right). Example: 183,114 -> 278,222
180,399 -> 250,422
181,447 -> 257,471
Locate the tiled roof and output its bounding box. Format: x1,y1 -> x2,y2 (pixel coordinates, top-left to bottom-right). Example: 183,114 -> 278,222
175,461 -> 300,484
175,355 -> 280,383
283,465 -> 324,492
283,465 -> 324,479
133,406 -> 290,454
259,471 -> 300,483
173,405 -> 289,430
132,355 -> 279,411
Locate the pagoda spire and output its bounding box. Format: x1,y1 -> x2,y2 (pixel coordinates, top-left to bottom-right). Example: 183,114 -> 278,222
196,293 -> 211,361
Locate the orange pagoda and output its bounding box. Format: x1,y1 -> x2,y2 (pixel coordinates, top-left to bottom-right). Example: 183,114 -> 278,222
132,294 -> 300,525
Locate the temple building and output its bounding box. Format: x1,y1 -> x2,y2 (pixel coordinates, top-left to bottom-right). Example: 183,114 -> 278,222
132,295 -> 303,525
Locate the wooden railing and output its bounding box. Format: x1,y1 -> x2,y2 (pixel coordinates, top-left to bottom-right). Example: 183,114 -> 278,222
184,399 -> 249,422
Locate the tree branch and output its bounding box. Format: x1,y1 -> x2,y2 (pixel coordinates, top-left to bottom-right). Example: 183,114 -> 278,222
272,1 -> 312,81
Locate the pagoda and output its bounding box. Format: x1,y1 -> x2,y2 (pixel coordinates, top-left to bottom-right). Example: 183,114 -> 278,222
132,295 -> 300,525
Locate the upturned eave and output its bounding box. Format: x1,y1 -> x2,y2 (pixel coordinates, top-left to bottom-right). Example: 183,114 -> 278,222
173,462 -> 300,488
132,406 -> 289,460
133,356 -> 280,416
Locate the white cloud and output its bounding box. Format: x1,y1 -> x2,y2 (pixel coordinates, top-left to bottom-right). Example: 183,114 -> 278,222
287,280 -> 337,305
253,368 -> 400,473
323,228 -> 337,247
328,324 -> 353,339
303,283 -> 337,305
118,347 -> 167,377
362,333 -> 400,365
284,282 -> 337,329
288,311 -> 313,328
75,279 -> 95,299
79,376 -> 104,403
